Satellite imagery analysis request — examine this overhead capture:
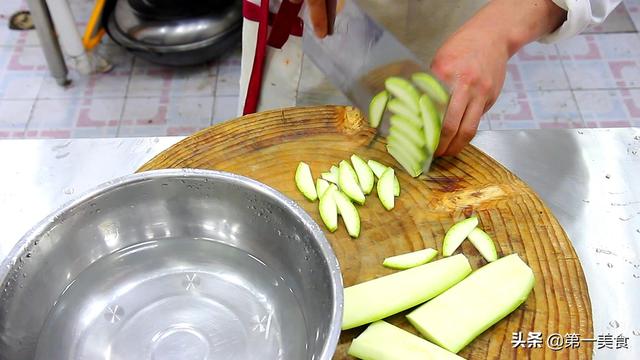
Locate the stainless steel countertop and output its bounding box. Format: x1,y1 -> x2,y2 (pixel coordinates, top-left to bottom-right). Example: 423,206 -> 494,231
1,128 -> 639,358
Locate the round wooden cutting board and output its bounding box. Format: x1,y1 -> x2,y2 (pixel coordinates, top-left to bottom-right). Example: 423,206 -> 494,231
139,105 -> 593,359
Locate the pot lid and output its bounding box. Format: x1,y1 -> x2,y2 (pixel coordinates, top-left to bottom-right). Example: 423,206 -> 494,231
110,0 -> 242,47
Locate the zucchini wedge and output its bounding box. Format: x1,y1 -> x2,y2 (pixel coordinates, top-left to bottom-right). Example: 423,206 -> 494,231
419,94 -> 442,155
316,178 -> 330,198
295,162 -> 317,201
334,190 -> 361,238
442,216 -> 479,256
468,227 -> 498,262
385,77 -> 421,114
339,160 -> 366,205
386,144 -> 423,178
412,72 -> 450,106
367,159 -> 400,196
351,154 -> 375,195
383,248 -> 438,270
318,184 -> 338,232
377,167 -> 395,210
369,90 -> 389,128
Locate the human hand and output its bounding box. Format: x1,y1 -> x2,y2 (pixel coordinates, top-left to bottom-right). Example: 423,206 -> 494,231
430,26 -> 509,157
291,0 -> 340,38
430,0 -> 565,157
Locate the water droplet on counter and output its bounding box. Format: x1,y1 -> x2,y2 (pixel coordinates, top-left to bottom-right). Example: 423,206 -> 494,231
609,320 -> 620,329
596,248 -> 613,255
635,135 -> 640,141
605,174 -> 611,179
577,130 -> 583,134
607,263 -> 613,268
634,264 -> 639,269
633,329 -> 640,336
25,253 -> 31,258
633,274 -> 639,279
63,187 -> 74,195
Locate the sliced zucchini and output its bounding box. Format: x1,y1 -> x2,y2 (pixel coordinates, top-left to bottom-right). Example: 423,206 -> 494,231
338,160 -> 366,205
369,90 -> 389,128
442,216 -> 479,256
348,321 -> 464,360
316,178 -> 330,198
367,160 -> 400,196
412,72 -> 450,106
377,168 -> 395,210
295,162 -> 317,201
407,254 -> 535,353
468,227 -> 498,262
321,172 -> 337,184
419,94 -> 442,155
387,133 -> 426,165
385,77 -> 421,114
351,154 -> 375,195
383,248 -> 438,270
387,100 -> 422,128
386,144 -> 422,178
319,184 -> 338,232
334,190 -> 361,238
390,117 -> 426,148
342,254 -> 472,330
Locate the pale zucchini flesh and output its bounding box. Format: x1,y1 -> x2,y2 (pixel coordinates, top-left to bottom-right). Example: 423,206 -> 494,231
351,154 -> 375,195
387,133 -> 427,165
342,254 -> 472,330
334,190 -> 361,238
387,103 -> 422,128
321,171 -> 338,184
419,94 -> 442,155
348,321 -> 464,360
339,160 -> 366,205
407,254 -> 535,353
386,144 -> 422,178
389,116 -> 426,148
369,90 -> 389,128
468,227 -> 498,262
383,248 -> 438,270
442,216 -> 479,256
389,109 -> 422,129
385,77 -> 421,114
318,184 -> 338,232
412,72 -> 450,106
316,178 -> 330,198
295,162 -> 317,201
367,160 -> 400,196
377,167 -> 395,210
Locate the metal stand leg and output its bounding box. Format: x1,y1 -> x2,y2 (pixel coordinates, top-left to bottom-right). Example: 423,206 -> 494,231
25,0 -> 70,86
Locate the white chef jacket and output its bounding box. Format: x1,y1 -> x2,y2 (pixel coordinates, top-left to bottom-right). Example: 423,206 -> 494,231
238,0 -> 623,115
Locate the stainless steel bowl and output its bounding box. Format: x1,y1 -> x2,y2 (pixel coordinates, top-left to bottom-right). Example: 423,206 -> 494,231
0,169 -> 343,360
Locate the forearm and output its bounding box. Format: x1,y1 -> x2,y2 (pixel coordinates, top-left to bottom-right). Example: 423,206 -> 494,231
460,0 -> 567,57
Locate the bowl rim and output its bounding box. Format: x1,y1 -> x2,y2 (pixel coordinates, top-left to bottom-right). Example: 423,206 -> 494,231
0,168 -> 344,360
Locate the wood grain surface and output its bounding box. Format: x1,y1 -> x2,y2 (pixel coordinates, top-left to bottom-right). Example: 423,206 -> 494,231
139,105 -> 593,359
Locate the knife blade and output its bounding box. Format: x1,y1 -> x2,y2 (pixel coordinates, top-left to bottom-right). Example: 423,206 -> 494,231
301,0 -> 446,171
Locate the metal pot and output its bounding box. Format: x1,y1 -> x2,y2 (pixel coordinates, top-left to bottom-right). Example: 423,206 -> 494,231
106,0 -> 242,66
0,169 -> 343,360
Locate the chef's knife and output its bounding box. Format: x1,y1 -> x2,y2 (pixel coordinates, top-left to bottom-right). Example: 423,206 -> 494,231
302,0 -> 447,171
302,0 -> 430,116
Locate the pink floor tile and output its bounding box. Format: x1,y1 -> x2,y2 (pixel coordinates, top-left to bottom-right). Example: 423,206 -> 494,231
504,43 -> 569,92
620,88 -> 640,119
574,90 -> 630,122
128,58 -> 217,98
28,98 -> 124,135
624,0 -> 640,31
527,90 -> 584,126
0,98 -> 32,131
557,34 -> 640,89
484,92 -> 534,122
118,96 -> 213,136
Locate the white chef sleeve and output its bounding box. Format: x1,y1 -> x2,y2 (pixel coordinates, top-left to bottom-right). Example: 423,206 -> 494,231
540,0 -> 623,43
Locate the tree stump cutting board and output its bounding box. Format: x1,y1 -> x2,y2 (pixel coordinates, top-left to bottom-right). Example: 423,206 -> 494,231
139,105 -> 593,359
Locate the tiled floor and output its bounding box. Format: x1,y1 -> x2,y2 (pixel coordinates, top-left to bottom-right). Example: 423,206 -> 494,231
1,0 -> 640,138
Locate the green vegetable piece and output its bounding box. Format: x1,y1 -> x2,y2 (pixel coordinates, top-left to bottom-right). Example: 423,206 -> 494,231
468,227 -> 498,262
412,72 -> 450,106
386,144 -> 422,178
348,321 -> 464,360
387,100 -> 422,128
295,162 -> 317,201
407,254 -> 535,353
342,254 -> 472,330
334,190 -> 361,238
339,160 -> 366,205
442,216 -> 479,256
385,77 -> 421,114
419,94 -> 442,155
383,248 -> 438,270
377,167 -> 395,210
316,178 -> 330,198
318,184 -> 338,232
351,154 -> 375,195
367,160 -> 400,196
390,116 -> 426,148
369,90 -> 389,128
